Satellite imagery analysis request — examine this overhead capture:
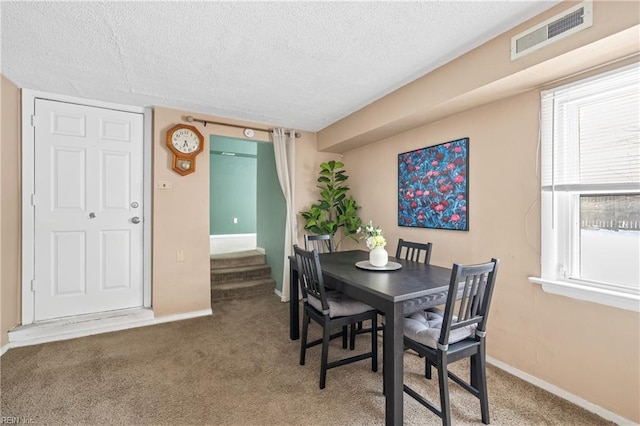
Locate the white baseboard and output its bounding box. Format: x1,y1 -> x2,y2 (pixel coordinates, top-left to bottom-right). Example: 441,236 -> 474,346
487,356 -> 636,425
7,308 -> 213,350
0,343 -> 10,356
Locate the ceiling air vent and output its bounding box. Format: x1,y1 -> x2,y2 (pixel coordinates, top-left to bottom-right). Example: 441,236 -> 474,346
511,1 -> 593,61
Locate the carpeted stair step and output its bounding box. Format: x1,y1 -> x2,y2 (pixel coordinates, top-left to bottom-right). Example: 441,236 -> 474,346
210,249 -> 265,270
211,278 -> 275,301
211,264 -> 272,284
210,249 -> 276,301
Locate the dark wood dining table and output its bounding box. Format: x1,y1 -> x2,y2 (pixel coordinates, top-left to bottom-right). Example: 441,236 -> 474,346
289,250 -> 452,426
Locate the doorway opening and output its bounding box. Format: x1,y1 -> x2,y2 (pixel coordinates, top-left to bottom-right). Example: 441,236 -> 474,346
209,135 -> 286,293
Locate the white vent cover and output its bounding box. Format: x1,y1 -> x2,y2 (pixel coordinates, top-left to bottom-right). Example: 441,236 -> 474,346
511,1 -> 593,61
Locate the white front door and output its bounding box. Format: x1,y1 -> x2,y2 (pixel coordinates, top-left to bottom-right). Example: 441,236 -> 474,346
33,99 -> 144,321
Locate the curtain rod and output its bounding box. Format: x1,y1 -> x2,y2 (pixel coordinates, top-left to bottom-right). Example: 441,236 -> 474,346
184,116 -> 300,138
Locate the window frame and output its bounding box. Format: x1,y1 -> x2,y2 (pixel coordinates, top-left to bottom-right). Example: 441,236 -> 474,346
530,63 -> 640,312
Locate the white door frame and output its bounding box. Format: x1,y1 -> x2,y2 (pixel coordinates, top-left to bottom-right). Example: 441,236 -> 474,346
21,90 -> 153,325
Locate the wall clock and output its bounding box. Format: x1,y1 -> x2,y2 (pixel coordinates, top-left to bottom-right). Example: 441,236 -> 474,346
166,124 -> 204,176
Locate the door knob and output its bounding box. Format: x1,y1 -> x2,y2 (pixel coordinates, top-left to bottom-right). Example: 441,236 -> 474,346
131,217 -> 141,224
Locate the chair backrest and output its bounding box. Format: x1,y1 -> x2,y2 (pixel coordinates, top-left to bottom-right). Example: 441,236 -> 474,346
438,258 -> 500,349
293,245 -> 329,311
395,239 -> 433,264
304,234 -> 335,254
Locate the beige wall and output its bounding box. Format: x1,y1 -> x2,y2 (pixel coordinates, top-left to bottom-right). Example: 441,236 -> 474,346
340,89 -> 640,422
1,75 -> 21,347
325,2 -> 640,421
152,108 -> 212,316
152,108 -> 324,315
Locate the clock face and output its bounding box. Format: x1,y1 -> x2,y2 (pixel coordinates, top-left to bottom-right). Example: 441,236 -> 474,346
171,128 -> 201,154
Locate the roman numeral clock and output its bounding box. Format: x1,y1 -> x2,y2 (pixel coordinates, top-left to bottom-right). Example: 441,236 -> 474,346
166,124 -> 204,176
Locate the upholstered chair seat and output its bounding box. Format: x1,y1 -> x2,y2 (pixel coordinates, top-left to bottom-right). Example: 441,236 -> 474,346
404,310 -> 477,349
307,292 -> 375,318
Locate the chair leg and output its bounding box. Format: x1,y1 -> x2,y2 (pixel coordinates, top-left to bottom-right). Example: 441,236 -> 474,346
425,357 -> 433,379
475,347 -> 490,424
438,355 -> 451,426
470,352 -> 478,388
350,323 -> 356,350
342,325 -> 348,349
371,316 -> 378,372
319,321 -> 331,389
382,334 -> 386,396
300,311 -> 310,366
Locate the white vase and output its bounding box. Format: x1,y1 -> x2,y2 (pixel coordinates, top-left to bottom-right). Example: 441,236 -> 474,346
369,246 -> 388,267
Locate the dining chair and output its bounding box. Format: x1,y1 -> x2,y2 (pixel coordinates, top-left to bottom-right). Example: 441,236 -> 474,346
294,245 -> 378,389
402,258 -> 500,426
303,233 -> 352,344
304,233 -> 335,254
395,238 -> 433,264
356,238 -> 436,348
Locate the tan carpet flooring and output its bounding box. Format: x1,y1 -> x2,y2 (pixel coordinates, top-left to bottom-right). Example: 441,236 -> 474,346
1,294 -> 611,425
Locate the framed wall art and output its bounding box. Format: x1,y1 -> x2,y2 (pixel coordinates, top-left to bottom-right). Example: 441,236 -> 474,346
398,137 -> 469,231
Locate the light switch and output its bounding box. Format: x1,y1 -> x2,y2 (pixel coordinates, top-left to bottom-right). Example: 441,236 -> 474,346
233,218 -> 238,224
157,181 -> 172,190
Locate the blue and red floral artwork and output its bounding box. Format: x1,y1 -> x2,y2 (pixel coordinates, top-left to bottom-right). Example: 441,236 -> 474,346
398,138 -> 469,231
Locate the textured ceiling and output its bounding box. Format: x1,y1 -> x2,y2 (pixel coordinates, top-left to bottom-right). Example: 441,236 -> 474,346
1,1 -> 560,132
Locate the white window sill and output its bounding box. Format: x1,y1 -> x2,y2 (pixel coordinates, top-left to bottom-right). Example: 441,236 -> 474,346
529,277 -> 640,312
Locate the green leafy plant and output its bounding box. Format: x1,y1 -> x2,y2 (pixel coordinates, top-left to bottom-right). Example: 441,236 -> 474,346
300,160 -> 362,249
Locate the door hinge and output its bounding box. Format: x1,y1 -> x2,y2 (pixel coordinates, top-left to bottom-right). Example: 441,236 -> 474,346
31,194 -> 36,206
30,279 -> 36,292
30,114 -> 36,127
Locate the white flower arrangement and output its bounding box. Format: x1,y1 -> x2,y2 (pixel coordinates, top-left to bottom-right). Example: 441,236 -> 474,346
358,220 -> 387,249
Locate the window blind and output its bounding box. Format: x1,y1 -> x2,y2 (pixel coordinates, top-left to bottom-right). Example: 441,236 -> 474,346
541,63 -> 640,192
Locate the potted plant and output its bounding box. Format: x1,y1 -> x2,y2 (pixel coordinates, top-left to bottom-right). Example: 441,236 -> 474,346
300,160 -> 362,250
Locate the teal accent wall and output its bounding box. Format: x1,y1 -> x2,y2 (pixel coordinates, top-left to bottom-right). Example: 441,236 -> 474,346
256,142 -> 286,292
210,136 -> 257,235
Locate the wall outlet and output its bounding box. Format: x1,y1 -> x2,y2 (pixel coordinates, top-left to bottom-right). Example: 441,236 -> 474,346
233,217 -> 238,224
176,250 -> 184,262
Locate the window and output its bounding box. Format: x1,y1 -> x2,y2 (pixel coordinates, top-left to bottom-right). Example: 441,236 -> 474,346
531,63 -> 640,311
